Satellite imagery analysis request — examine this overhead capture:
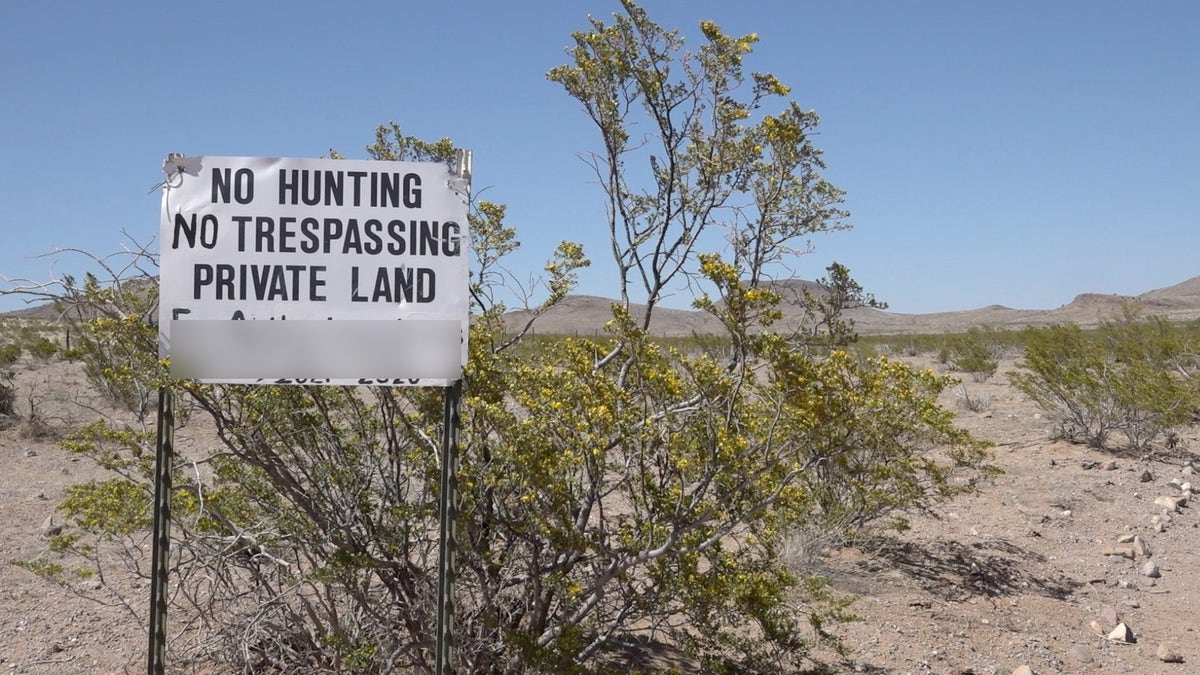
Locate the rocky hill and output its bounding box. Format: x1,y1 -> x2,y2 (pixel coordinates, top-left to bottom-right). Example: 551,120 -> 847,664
502,274 -> 1200,336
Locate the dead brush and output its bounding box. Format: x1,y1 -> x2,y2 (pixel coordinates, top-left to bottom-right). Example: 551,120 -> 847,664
956,384 -> 992,413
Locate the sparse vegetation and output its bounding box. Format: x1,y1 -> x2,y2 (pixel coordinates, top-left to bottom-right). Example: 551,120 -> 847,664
797,262 -> 888,352
945,327 -> 1004,382
0,371 -> 15,420
0,342 -> 21,367
1009,313 -> 1200,451
860,329 -> 1016,363
25,335 -> 58,360
956,384 -> 992,413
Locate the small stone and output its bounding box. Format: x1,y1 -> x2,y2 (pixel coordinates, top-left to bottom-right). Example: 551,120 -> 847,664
1116,533 -> 1136,543
1182,481 -> 1195,494
40,515 -> 62,538
1142,561 -> 1161,578
1139,469 -> 1154,482
1100,605 -> 1119,626
1102,544 -> 1136,559
1169,477 -> 1185,489
1104,460 -> 1119,471
23,448 -> 37,457
1183,465 -> 1197,476
1156,642 -> 1185,663
1089,619 -> 1105,635
1118,579 -> 1139,590
1012,666 -> 1034,675
1069,643 -> 1095,662
1132,535 -> 1151,558
1107,622 -> 1136,643
1155,495 -> 1185,512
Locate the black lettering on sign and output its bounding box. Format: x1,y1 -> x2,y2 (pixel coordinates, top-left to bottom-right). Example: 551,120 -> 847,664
309,265 -> 327,301
442,222 -> 461,256
363,219 -> 383,254
402,173 -> 421,208
300,218 -> 321,253
323,218 -> 344,252
349,266 -> 436,303
256,217 -> 275,252
273,378 -> 332,385
233,215 -> 252,252
211,168 -> 254,204
172,213 -> 218,249
383,220 -> 461,256
192,264 -> 329,302
277,169 -> 424,207
343,220 -> 363,254
358,377 -> 410,385
278,217 -> 297,253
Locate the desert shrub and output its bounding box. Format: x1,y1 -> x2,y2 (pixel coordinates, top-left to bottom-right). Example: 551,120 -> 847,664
956,384 -> 992,413
25,336 -> 58,360
1009,315 -> 1199,451
40,265 -> 991,673
0,373 -> 15,418
863,332 -> 946,359
59,274 -> 160,422
0,343 -> 21,366
19,413 -> 56,439
936,341 -> 952,365
944,327 -> 1004,382
795,262 -> 888,353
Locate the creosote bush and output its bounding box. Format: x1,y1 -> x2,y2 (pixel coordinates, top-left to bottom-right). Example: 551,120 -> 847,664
0,342 -> 21,367
8,3 -> 993,672
943,327 -> 1003,382
26,335 -> 59,360
1010,313 -> 1200,451
0,372 -> 15,419
0,338 -> 17,419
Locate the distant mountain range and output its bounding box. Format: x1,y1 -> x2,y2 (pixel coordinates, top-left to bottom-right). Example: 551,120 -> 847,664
6,275 -> 1200,336
501,275 -> 1200,336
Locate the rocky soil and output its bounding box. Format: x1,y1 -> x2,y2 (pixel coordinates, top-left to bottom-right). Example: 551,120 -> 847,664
1,351 -> 1199,674
808,356 -> 1200,675
0,358 -> 145,673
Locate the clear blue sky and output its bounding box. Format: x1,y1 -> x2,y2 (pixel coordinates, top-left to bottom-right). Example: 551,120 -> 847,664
2,1 -> 1197,315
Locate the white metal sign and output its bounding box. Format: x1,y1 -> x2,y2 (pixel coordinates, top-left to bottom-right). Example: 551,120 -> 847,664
158,155 -> 469,385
